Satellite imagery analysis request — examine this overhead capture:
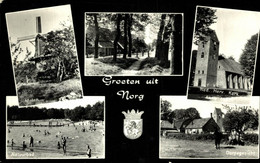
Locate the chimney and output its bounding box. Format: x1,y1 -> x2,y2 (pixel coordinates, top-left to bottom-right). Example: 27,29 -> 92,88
36,16 -> 42,34
210,113 -> 212,118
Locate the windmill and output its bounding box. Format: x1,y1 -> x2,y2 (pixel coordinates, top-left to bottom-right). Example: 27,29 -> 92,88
16,16 -> 57,82
16,16 -> 43,59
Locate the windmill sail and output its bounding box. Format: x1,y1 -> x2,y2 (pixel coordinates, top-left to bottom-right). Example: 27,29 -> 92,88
36,16 -> 42,34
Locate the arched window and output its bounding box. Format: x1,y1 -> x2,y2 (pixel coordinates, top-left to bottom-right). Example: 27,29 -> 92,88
201,52 -> 204,58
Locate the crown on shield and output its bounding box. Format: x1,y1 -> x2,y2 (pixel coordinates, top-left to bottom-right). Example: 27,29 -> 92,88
122,109 -> 144,120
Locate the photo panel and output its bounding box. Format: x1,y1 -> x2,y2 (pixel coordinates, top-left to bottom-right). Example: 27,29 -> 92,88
159,96 -> 259,159
5,5 -> 83,107
6,96 -> 105,159
84,13 -> 183,76
187,6 -> 260,104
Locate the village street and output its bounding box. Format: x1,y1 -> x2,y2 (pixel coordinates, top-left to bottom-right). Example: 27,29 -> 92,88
160,137 -> 258,158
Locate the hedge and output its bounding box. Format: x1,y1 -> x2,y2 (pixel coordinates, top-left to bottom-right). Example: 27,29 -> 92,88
165,132 -> 258,145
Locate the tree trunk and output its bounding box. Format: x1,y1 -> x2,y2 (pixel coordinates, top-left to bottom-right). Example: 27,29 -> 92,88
123,14 -> 128,59
57,59 -> 65,82
160,15 -> 171,68
86,34 -> 89,58
113,14 -> 122,62
171,14 -> 182,75
155,14 -> 166,59
94,14 -> 99,59
128,14 -> 133,57
169,15 -> 175,74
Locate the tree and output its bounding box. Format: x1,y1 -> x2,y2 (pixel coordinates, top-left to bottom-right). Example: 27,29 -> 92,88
239,33 -> 258,80
161,99 -> 172,113
43,24 -> 78,82
127,14 -> 133,57
160,15 -> 172,67
86,14 -> 100,58
155,14 -> 183,69
223,106 -> 258,142
161,99 -> 172,121
132,37 -> 147,58
155,14 -> 166,60
93,14 -> 100,58
228,56 -> 235,60
170,14 -> 182,75
173,109 -> 187,120
123,14 -> 128,59
194,7 -> 217,44
120,14 -> 150,59
185,107 -> 201,120
113,14 -> 122,62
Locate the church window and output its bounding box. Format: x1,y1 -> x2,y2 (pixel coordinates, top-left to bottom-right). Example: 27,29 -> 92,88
201,52 -> 204,58
214,42 -> 217,50
198,78 -> 202,86
202,70 -> 204,74
198,70 -> 200,74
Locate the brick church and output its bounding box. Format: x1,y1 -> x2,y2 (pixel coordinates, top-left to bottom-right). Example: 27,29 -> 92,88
193,31 -> 252,91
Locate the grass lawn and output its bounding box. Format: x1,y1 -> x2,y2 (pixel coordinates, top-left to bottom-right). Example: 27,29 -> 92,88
160,137 -> 258,158
7,120 -> 105,159
17,78 -> 83,106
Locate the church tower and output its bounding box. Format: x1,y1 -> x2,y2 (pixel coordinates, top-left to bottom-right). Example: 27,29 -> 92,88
193,31 -> 219,88
213,107 -> 224,132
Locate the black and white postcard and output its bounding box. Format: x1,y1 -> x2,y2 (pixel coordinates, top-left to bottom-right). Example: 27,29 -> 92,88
84,13 -> 183,76
160,96 -> 259,159
5,5 -> 83,106
6,96 -> 105,159
187,6 -> 260,104
1,0 -> 260,162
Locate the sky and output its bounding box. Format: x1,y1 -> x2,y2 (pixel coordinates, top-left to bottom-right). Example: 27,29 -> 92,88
193,6 -> 260,62
6,5 -> 74,62
6,4 -> 73,41
6,96 -> 105,109
161,96 -> 259,118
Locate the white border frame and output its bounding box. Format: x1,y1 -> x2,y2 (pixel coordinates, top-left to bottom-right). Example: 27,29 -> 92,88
84,12 -> 184,76
186,5 -> 260,103
5,4 -> 84,107
159,95 -> 260,159
5,96 -> 106,159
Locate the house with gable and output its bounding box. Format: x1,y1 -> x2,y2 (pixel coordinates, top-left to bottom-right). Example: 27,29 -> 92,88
173,119 -> 192,133
185,116 -> 219,134
86,25 -> 124,56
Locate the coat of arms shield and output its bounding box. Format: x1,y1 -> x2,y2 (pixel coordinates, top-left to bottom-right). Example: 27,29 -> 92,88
122,109 -> 144,139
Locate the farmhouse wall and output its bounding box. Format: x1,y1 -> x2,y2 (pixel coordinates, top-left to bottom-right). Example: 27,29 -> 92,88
216,69 -> 226,88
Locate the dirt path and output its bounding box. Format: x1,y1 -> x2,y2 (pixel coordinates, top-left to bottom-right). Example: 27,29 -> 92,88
117,58 -> 146,75
126,58 -> 144,70
160,137 -> 258,158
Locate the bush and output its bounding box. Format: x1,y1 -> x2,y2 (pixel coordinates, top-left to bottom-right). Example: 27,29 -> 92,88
243,134 -> 258,145
166,132 -> 229,143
